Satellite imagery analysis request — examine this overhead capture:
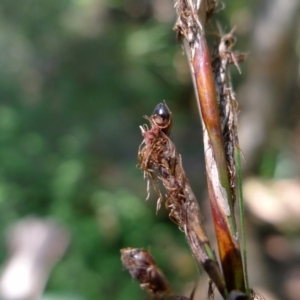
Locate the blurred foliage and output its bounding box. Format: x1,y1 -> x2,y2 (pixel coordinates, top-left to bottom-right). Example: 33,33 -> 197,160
0,0 -> 252,299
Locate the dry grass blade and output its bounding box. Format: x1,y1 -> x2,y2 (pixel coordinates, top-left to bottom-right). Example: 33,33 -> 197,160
211,27 -> 250,293
138,102 -> 226,297
211,28 -> 247,208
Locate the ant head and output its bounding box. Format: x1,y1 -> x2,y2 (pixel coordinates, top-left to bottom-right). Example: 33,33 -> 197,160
152,102 -> 173,135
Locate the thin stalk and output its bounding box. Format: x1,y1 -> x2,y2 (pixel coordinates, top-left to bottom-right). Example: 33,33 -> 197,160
229,77 -> 249,292
235,145 -> 249,293
173,0 -> 246,293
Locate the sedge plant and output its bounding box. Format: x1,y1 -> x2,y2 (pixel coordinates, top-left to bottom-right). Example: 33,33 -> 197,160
121,1 -> 253,299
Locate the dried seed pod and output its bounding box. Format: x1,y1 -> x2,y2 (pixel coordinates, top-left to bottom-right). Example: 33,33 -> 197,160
121,248 -> 172,297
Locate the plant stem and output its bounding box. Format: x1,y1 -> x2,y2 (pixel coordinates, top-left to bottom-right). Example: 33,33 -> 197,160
173,0 -> 246,293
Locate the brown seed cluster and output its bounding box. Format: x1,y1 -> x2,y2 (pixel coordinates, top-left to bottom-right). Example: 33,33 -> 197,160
121,248 -> 172,297
121,247 -> 190,300
138,102 -> 200,231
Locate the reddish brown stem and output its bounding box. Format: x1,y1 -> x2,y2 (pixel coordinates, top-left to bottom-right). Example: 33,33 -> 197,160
173,0 -> 246,293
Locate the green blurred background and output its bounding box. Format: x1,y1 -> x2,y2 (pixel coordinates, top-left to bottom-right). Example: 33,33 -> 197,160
2,0 -> 298,299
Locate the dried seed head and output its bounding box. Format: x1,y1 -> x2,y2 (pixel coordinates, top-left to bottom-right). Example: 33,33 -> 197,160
121,248 -> 154,282
218,26 -> 237,55
219,34 -> 236,54
121,248 -> 156,268
120,248 -> 172,296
